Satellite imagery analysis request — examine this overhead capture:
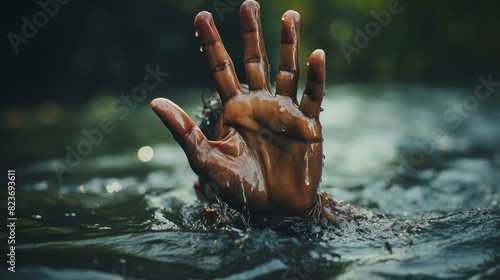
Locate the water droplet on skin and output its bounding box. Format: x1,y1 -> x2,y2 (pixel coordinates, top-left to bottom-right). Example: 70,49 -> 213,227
195,31 -> 199,37
241,185 -> 250,227
200,46 -> 204,53
305,142 -> 310,186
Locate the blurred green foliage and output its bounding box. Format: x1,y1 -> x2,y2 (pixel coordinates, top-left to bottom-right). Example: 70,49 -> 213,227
1,0 -> 500,106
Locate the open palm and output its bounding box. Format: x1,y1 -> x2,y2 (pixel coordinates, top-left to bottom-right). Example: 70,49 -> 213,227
151,0 -> 326,224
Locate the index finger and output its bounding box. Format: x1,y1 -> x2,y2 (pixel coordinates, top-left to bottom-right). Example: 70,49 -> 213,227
276,10 -> 301,103
299,49 -> 326,119
195,12 -> 242,103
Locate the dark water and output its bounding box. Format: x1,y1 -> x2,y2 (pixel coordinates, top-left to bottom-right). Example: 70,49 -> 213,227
1,85 -> 500,279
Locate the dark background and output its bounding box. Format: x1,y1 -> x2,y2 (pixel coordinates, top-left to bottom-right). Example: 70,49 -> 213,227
1,0 -> 500,108
1,3 -> 499,279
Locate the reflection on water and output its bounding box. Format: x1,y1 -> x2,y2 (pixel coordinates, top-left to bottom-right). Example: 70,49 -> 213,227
1,85 -> 499,279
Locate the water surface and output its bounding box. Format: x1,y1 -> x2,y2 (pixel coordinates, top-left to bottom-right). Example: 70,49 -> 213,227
1,85 -> 499,279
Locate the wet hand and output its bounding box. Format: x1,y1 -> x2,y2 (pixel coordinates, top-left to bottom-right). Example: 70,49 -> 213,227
151,0 -> 326,223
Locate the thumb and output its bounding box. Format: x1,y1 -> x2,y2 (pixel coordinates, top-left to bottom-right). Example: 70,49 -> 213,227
150,98 -> 210,174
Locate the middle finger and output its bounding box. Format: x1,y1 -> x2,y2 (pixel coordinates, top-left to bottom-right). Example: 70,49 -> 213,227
276,10 -> 300,103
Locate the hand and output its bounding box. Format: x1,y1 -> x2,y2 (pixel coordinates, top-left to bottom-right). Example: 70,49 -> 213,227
151,0 -> 326,224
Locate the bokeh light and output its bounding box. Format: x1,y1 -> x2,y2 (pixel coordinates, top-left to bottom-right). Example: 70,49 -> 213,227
329,19 -> 353,43
2,107 -> 25,129
105,182 -> 122,194
356,0 -> 383,15
38,101 -> 60,125
138,146 -> 154,162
